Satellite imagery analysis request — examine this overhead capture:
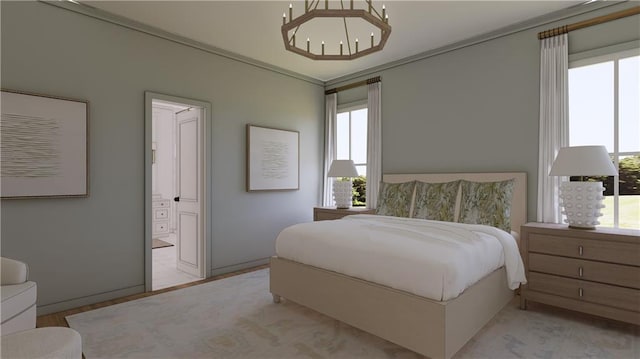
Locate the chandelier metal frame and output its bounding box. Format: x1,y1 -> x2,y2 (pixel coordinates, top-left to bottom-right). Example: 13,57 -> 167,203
281,0 -> 391,60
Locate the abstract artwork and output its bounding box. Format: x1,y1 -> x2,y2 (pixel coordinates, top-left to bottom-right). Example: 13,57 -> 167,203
1,90 -> 88,198
246,124 -> 299,191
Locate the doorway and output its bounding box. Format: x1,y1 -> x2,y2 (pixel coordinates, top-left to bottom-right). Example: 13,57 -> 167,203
144,92 -> 212,291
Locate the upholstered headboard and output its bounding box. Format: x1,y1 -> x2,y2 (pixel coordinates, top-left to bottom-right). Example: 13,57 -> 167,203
382,172 -> 527,234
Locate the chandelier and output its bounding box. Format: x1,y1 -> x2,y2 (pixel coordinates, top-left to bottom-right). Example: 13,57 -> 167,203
281,0 -> 391,60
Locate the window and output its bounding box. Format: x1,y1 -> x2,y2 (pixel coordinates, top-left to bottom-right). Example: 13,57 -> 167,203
569,49 -> 639,229
337,104 -> 367,206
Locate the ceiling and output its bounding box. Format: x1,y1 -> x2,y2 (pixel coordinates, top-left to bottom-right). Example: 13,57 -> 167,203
80,1 -> 585,82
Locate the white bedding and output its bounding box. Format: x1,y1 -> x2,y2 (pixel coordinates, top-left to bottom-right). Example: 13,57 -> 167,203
275,214 -> 527,301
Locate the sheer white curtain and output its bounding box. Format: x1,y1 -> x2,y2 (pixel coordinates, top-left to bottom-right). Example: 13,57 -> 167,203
366,81 -> 382,209
537,34 -> 569,223
323,92 -> 337,206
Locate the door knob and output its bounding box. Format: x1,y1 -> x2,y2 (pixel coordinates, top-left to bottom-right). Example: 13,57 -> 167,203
174,197 -> 180,202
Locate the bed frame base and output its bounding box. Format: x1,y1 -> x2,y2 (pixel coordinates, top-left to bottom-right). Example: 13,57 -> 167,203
270,256 -> 514,359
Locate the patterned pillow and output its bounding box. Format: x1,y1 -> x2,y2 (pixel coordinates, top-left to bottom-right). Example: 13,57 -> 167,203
412,181 -> 460,222
375,181 -> 416,217
458,179 -> 515,232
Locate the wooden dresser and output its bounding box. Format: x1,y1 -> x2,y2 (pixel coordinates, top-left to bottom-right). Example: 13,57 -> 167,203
520,222 -> 640,325
313,207 -> 375,221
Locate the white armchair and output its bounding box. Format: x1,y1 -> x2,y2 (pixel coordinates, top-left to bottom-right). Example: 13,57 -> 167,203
1,257 -> 37,335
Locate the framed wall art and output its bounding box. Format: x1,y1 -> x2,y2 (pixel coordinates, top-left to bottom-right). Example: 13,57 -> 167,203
246,124 -> 299,191
1,89 -> 89,198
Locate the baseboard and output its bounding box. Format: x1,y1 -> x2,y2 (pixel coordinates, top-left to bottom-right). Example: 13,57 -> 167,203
210,257 -> 269,277
38,259 -> 269,316
36,285 -> 145,316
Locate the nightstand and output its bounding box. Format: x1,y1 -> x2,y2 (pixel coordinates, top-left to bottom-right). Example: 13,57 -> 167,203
520,222 -> 640,325
313,207 -> 375,221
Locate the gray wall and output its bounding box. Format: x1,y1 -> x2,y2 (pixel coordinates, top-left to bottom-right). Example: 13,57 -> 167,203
1,2 -> 324,313
2,1 -> 638,315
329,3 -> 640,220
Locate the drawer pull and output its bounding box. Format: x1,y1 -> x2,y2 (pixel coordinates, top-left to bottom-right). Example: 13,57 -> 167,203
578,245 -> 583,256
578,267 -> 583,277
579,288 -> 584,297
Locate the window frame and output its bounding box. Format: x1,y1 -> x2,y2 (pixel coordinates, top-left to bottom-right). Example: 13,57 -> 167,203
569,47 -> 640,228
337,100 -> 368,175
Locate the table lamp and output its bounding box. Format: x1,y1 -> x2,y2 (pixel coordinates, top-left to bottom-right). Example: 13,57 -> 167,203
549,145 -> 618,229
327,160 -> 359,209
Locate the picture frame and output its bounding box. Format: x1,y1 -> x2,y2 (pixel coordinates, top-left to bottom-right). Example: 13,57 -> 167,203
246,124 -> 299,191
1,89 -> 89,198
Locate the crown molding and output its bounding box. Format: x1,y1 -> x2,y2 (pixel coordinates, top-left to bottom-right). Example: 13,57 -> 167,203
325,1 -> 628,87
40,1 -> 324,87
38,1 -> 632,89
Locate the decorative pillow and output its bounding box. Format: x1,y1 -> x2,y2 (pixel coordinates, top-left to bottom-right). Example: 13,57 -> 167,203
412,181 -> 460,222
458,179 -> 515,232
375,181 -> 416,217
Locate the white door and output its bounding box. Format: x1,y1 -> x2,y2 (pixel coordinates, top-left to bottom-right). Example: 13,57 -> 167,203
175,108 -> 204,277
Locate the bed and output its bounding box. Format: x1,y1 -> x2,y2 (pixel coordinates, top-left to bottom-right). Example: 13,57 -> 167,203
270,172 -> 527,359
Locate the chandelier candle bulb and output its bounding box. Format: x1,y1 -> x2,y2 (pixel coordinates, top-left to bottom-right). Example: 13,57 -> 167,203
340,41 -> 343,55
355,38 -> 359,53
385,14 -> 389,23
282,13 -> 286,25
382,5 -> 386,19
322,41 -> 325,55
306,38 -> 310,52
371,32 -> 374,47
289,4 -> 292,22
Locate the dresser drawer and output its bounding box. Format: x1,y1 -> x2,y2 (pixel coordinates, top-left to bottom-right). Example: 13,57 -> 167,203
153,199 -> 170,208
313,207 -> 375,221
315,212 -> 349,221
154,208 -> 169,220
529,253 -> 640,289
528,233 -> 640,266
528,272 -> 640,312
154,222 -> 169,234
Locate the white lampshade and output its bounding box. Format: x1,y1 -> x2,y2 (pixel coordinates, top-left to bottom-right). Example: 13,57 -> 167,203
327,160 -> 359,178
549,145 -> 618,177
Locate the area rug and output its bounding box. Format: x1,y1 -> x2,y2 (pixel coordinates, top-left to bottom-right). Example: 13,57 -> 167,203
152,238 -> 173,249
67,269 -> 639,359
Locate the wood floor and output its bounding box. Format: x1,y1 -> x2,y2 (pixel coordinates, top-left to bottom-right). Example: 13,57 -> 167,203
37,264 -> 269,328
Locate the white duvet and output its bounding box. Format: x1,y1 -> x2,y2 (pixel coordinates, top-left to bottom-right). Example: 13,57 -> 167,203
275,214 -> 527,301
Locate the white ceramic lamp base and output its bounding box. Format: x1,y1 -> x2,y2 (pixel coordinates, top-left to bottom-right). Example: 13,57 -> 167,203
558,181 -> 606,229
333,180 -> 353,209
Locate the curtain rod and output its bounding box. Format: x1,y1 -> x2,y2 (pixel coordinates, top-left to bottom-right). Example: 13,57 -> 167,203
538,6 -> 640,40
325,76 -> 381,95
